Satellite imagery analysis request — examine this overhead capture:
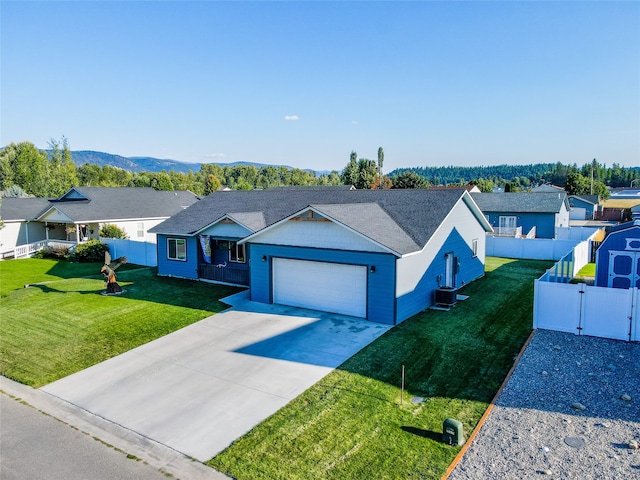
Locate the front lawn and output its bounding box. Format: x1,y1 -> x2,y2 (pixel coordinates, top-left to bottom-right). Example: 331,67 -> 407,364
208,257 -> 551,479
0,258 -> 241,387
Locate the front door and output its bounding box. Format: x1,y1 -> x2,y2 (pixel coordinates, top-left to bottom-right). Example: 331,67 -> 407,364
444,252 -> 455,288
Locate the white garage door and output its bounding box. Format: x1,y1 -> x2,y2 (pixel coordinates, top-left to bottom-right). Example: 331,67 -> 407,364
272,258 -> 367,318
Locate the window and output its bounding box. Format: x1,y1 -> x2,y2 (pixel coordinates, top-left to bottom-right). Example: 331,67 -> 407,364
137,222 -> 144,238
472,238 -> 478,258
168,238 -> 187,261
229,241 -> 246,263
498,216 -> 517,236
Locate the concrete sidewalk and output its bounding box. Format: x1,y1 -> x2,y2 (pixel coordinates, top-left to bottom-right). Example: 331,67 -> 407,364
1,376 -> 227,480
39,292 -> 391,462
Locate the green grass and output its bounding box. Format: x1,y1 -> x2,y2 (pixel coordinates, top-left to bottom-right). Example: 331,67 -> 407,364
0,258 -> 241,387
208,257 -> 551,480
575,262 -> 595,278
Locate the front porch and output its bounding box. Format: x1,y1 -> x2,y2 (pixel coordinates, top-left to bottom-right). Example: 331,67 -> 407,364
198,236 -> 249,286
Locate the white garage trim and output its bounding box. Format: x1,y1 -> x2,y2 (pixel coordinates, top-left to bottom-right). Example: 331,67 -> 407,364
272,258 -> 367,318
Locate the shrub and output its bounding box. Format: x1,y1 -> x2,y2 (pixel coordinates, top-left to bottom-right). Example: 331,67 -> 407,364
33,245 -> 71,259
100,224 -> 128,239
72,240 -> 109,263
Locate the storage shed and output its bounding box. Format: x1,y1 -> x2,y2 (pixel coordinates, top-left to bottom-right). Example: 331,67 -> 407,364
595,220 -> 640,289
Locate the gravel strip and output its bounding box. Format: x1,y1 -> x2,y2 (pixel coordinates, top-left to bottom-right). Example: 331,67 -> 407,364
448,329 -> 640,479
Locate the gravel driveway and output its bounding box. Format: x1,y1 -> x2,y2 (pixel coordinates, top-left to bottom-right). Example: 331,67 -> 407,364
448,329 -> 640,479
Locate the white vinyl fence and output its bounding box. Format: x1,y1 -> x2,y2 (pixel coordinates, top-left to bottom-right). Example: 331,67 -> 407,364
533,230 -> 639,342
534,281 -> 639,342
486,236 -> 580,260
102,238 -> 157,267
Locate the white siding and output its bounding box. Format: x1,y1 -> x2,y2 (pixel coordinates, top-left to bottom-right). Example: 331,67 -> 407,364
252,219 -> 388,253
396,198 -> 486,297
0,222 -> 22,253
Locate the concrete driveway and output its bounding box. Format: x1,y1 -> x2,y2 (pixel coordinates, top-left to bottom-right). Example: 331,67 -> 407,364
41,292 -> 391,462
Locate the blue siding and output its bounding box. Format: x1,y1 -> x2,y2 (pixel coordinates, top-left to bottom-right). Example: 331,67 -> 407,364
595,224 -> 640,287
486,212 -> 556,238
249,243 -> 396,325
156,234 -> 199,280
397,228 -> 484,322
569,198 -> 595,218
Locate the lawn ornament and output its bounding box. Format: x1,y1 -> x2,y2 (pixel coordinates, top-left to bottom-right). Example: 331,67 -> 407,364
101,252 -> 128,295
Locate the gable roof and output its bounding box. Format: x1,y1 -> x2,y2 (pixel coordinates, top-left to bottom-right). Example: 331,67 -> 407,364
568,194 -> 600,206
532,184 -> 565,193
605,219 -> 640,235
150,188 -> 491,256
0,197 -> 51,221
35,187 -> 199,223
471,192 -> 568,214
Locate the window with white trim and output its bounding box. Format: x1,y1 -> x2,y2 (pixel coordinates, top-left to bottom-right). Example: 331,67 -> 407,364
498,216 -> 517,236
472,238 -> 478,258
137,222 -> 144,238
229,241 -> 246,263
168,238 -> 187,261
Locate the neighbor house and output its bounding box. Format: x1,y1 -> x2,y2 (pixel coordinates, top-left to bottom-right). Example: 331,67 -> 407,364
594,220 -> 640,289
150,188 -> 493,325
471,192 -> 570,239
568,194 -> 601,220
0,187 -> 199,258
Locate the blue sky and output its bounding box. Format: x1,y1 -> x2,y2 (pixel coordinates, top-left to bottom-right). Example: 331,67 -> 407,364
2,1 -> 639,172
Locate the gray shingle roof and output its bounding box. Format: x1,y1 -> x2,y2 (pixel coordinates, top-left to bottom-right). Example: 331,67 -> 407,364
150,188 -> 482,255
38,187 -> 199,222
0,197 -> 51,221
471,192 -> 568,214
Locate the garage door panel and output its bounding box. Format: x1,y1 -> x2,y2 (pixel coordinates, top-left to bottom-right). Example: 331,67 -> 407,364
273,258 -> 367,318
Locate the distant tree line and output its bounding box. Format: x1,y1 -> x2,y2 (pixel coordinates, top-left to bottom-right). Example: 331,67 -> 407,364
388,160 -> 639,194
2,140 -> 638,199
0,140 -> 343,197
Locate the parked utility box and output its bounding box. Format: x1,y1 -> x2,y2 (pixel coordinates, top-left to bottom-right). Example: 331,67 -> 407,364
442,418 -> 465,446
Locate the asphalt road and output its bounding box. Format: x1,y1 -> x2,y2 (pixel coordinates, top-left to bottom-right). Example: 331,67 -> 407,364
0,392 -> 169,480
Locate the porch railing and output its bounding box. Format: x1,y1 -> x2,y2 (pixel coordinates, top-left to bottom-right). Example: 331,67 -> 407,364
198,263 -> 249,286
12,240 -> 75,259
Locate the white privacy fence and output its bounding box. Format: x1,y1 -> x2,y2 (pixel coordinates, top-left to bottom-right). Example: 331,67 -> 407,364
102,238 -> 157,267
533,229 -> 639,342
486,236 -> 580,260
534,281 -> 639,342
538,235 -> 594,283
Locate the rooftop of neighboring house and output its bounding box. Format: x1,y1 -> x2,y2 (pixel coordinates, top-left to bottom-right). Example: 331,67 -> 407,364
532,184 -> 565,193
150,188 -> 491,256
0,197 -> 51,221
470,191 -> 569,214
0,187 -> 200,223
568,194 -> 600,206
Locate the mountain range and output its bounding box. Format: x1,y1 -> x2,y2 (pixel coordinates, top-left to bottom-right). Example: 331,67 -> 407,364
68,150 -> 331,176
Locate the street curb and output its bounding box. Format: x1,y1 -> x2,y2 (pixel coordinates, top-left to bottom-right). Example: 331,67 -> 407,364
0,376 -> 229,480
441,328 -> 537,480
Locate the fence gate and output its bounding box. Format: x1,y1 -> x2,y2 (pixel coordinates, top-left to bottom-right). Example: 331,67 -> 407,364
534,280 -> 637,342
